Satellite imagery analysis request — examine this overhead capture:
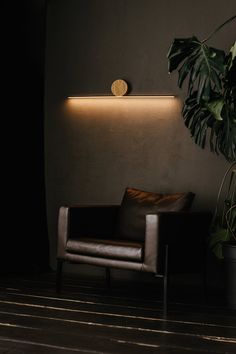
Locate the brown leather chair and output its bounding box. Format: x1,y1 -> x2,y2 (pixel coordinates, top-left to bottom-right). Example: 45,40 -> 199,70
56,198 -> 212,314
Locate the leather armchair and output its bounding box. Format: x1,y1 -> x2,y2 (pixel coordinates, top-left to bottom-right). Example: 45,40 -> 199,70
56,204 -> 212,313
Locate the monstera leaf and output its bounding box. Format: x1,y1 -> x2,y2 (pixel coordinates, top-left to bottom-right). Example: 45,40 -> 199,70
167,16 -> 236,162
228,41 -> 236,70
167,37 -> 225,102
181,91 -> 236,161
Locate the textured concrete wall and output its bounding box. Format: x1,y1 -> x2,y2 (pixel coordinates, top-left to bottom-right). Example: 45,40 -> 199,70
45,0 -> 235,269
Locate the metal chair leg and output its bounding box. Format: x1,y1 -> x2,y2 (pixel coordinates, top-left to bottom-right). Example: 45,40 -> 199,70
56,259 -> 63,293
155,244 -> 169,316
202,248 -> 208,303
163,244 -> 169,316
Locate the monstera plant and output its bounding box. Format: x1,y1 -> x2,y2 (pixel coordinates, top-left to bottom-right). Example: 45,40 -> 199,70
167,16 -> 236,308
167,15 -> 236,162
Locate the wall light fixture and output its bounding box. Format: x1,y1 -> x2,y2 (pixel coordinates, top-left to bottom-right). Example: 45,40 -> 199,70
67,95 -> 176,99
67,79 -> 175,100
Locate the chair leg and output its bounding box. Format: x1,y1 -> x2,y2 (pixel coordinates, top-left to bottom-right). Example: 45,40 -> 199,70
202,249 -> 208,303
163,244 -> 169,316
56,259 -> 63,293
105,267 -> 111,288
155,245 -> 169,316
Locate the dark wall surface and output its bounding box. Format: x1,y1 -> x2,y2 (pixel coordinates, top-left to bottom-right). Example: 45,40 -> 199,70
45,0 -> 236,269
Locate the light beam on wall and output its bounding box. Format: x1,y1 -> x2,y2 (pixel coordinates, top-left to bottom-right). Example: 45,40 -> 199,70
65,96 -> 180,119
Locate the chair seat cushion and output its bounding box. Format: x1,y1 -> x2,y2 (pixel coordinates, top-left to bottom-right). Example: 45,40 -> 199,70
66,237 -> 144,262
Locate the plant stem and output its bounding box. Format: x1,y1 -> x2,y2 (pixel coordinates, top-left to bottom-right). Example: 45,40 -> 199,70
213,161 -> 236,225
226,203 -> 236,240
202,15 -> 236,43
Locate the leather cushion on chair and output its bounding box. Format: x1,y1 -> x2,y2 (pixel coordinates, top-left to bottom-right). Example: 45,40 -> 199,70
116,187 -> 195,241
66,237 -> 144,262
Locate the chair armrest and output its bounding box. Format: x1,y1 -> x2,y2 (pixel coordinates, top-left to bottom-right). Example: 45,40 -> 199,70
142,214 -> 160,273
57,206 -> 69,259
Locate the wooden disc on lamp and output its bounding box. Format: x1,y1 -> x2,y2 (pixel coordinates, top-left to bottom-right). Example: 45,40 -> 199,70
111,79 -> 128,96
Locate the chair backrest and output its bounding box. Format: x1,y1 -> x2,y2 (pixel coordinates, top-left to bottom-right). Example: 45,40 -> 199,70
115,187 -> 195,242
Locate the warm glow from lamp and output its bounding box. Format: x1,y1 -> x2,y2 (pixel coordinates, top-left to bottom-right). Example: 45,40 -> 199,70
65,95 -> 181,120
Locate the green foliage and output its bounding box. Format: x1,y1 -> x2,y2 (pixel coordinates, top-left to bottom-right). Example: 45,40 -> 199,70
209,226 -> 231,259
167,16 -> 236,162
209,164 -> 236,259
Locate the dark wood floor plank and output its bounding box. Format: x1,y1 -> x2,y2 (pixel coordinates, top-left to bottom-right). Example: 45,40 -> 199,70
0,290 -> 235,328
0,272 -> 209,303
0,337 -> 105,354
1,322 -> 236,354
1,337 -> 227,354
1,286 -> 230,311
0,299 -> 235,340
0,272 -> 235,354
0,327 -> 168,354
0,308 -> 235,353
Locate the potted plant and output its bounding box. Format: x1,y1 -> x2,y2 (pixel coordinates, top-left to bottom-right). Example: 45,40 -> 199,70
167,15 -> 236,162
209,162 -> 236,259
209,162 -> 236,308
167,16 -> 236,308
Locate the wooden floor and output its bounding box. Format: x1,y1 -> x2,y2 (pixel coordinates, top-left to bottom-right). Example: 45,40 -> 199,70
0,272 -> 235,354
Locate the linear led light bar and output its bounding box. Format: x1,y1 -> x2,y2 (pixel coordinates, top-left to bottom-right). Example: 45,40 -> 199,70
67,95 -> 176,99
